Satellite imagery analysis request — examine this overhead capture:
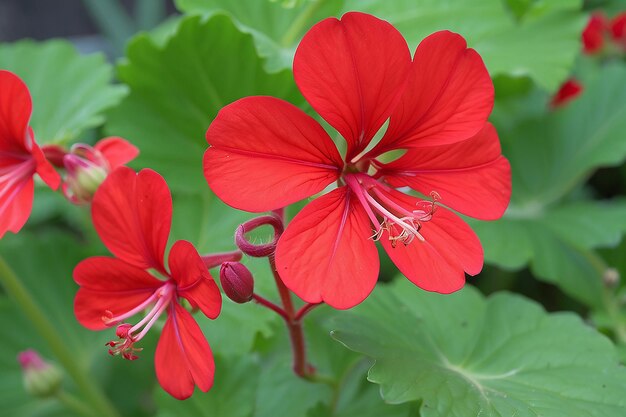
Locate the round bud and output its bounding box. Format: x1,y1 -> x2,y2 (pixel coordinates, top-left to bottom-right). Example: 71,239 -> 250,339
603,267 -> 620,288
18,350 -> 63,398
220,262 -> 254,303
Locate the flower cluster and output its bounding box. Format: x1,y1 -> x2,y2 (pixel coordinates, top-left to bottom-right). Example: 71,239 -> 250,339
203,12 -> 511,309
583,12 -> 626,55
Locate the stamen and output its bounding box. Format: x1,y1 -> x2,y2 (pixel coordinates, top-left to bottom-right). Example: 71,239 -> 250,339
344,174 -> 441,247
104,283 -> 175,360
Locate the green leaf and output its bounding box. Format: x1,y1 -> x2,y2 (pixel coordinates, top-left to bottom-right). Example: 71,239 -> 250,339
331,280 -> 626,416
306,360 -> 417,417
105,14 -> 303,193
472,64 -> 626,307
175,0 -> 344,72
0,40 -> 126,144
343,0 -> 585,91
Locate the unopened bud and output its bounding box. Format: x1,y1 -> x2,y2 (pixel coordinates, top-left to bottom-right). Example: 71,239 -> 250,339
220,262 -> 254,303
62,153 -> 108,204
18,350 -> 63,398
603,267 -> 620,288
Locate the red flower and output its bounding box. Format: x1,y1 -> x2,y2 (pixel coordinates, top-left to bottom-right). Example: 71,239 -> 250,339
203,12 -> 511,309
73,167 -> 221,399
0,70 -> 60,238
582,12 -> 626,54
611,12 -> 626,49
549,78 -> 584,109
582,13 -> 607,54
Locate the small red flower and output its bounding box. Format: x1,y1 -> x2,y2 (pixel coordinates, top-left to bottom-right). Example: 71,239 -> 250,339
611,12 -> 626,50
549,78 -> 584,109
73,167 -> 222,400
204,13 -> 511,309
0,70 -> 60,238
582,13 -> 607,54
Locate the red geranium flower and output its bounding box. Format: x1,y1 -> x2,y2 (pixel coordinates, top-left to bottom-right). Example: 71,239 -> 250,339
203,12 -> 511,309
0,70 -> 60,238
73,167 -> 222,399
583,13 -> 607,54
549,78 -> 584,109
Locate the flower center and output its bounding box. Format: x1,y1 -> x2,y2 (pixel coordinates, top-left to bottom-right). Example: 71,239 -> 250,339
103,282 -> 175,360
345,173 -> 439,248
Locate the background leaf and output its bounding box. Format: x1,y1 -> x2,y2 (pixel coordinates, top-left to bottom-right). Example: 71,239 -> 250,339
0,40 -> 126,144
472,64 -> 626,307
175,0 -> 345,72
332,279 -> 626,417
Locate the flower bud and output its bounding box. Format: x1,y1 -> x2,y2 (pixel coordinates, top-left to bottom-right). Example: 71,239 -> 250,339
62,144 -> 109,204
603,267 -> 620,288
220,262 -> 254,303
17,350 -> 63,398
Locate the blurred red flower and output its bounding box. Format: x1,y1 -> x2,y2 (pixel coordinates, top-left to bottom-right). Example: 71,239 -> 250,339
550,78 -> 584,108
582,12 -> 626,54
204,13 -> 510,309
0,70 -> 60,238
73,167 -> 221,399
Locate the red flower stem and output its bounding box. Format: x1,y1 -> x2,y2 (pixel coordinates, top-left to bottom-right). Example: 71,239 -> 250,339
200,250 -> 242,269
268,254 -> 311,378
295,302 -> 321,322
252,293 -> 289,321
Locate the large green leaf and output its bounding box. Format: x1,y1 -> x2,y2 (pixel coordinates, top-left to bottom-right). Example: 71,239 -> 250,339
179,0 -> 585,90
344,0 -> 585,91
331,280 -> 626,417
0,40 -> 126,144
175,0 -> 344,72
472,64 -> 626,307
105,14 -> 303,193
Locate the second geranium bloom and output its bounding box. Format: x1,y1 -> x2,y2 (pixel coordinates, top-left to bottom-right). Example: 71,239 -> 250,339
203,12 -> 511,309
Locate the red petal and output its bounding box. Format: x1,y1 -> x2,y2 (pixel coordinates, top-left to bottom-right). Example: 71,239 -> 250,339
91,167 -> 172,271
275,187 -> 379,309
32,140 -> 61,190
155,303 -> 215,400
379,123 -> 511,220
204,96 -> 342,212
0,178 -> 33,238
0,70 -> 31,154
370,31 -> 494,155
73,257 -> 163,330
379,190 -> 483,293
168,240 -> 222,320
611,13 -> 626,46
549,79 -> 584,109
294,12 -> 411,161
95,137 -> 139,169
